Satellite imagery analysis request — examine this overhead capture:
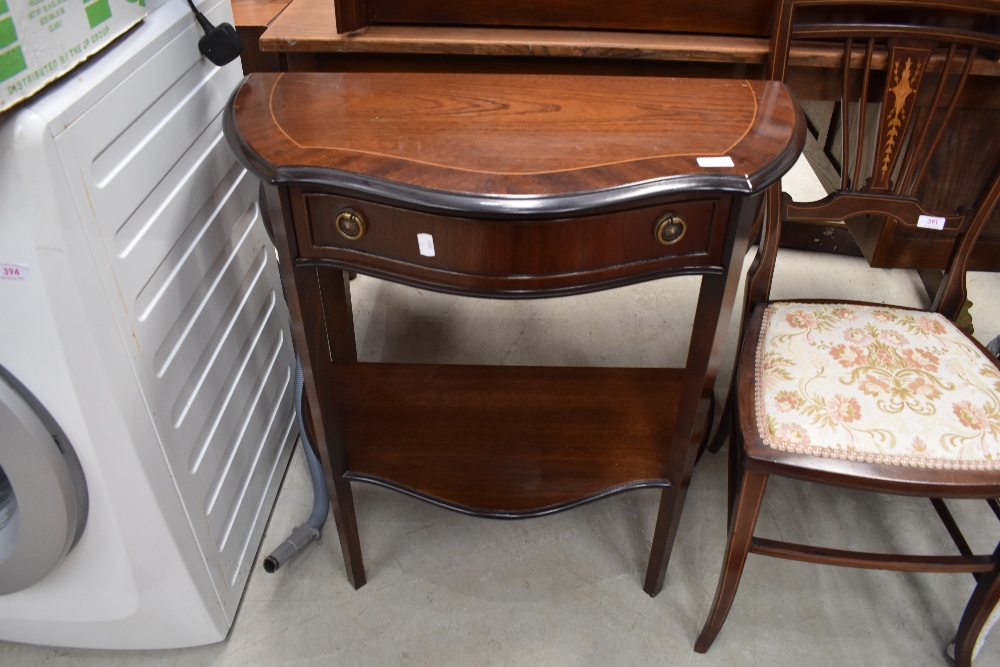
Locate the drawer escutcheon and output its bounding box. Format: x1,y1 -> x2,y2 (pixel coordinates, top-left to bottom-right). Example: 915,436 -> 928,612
336,209 -> 368,240
654,213 -> 686,245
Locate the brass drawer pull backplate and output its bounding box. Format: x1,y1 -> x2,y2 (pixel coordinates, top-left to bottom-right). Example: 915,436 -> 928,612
654,213 -> 686,245
336,209 -> 367,240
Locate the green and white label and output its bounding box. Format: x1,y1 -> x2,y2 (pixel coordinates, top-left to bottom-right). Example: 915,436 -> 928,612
0,0 -> 28,84
1,0 -> 147,110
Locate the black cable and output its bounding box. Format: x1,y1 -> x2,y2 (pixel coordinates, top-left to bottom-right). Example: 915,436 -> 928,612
183,0 -> 243,66
184,0 -> 214,33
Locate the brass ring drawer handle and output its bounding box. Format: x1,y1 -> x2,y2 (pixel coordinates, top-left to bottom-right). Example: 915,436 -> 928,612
654,213 -> 686,245
336,209 -> 367,240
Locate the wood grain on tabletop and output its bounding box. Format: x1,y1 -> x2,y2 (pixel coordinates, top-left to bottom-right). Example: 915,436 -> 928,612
231,72 -> 800,197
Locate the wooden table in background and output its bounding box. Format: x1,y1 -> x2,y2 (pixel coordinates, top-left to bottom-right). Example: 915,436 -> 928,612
231,0 -> 294,74
224,71 -> 805,593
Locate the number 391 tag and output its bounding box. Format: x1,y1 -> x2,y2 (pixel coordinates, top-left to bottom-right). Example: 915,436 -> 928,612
917,215 -> 946,231
1,264 -> 29,281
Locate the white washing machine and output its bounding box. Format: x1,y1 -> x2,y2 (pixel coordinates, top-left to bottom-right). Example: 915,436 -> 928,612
0,0 -> 296,648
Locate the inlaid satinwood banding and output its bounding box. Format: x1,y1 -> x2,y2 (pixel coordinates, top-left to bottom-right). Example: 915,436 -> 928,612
230,72 -> 803,202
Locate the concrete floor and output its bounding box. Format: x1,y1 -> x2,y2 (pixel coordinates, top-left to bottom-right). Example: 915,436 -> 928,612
3,158 -> 1000,665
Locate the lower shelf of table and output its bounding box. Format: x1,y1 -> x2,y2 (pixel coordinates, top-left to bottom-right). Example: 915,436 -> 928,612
334,362 -> 685,517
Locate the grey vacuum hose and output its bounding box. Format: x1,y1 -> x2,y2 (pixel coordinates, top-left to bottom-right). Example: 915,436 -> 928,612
263,355 -> 329,573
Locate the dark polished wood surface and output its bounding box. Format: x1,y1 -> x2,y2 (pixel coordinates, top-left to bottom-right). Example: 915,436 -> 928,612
338,363 -> 681,515
230,72 -> 803,202
246,0 -> 1000,271
362,0 -> 776,37
226,71 -> 804,591
259,0 -> 1000,75
294,190 -> 730,297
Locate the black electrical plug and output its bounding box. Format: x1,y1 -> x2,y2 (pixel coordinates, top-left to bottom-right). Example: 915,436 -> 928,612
185,0 -> 243,66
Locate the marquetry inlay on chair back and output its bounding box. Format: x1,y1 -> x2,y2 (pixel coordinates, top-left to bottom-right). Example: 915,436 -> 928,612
748,0 -> 1000,317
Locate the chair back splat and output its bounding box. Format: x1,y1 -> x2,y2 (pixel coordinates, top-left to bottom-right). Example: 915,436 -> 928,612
752,0 -> 1000,304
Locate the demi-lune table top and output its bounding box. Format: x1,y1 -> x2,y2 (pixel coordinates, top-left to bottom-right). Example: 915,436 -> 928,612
227,72 -> 804,215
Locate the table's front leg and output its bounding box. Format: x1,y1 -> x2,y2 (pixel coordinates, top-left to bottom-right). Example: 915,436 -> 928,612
296,264 -> 367,589
643,193 -> 759,596
263,183 -> 367,589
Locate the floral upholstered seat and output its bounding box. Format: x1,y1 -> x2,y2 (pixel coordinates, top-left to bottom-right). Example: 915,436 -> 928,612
756,302 -> 1000,470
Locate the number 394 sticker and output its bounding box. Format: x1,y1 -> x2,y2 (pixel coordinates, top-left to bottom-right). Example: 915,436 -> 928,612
1,264 -> 29,281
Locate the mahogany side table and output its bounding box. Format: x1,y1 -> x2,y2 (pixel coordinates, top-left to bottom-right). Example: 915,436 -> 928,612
224,72 -> 804,595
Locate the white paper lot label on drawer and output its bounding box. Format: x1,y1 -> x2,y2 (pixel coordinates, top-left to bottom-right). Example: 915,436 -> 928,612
417,233 -> 436,257
697,156 -> 735,168
917,215 -> 946,230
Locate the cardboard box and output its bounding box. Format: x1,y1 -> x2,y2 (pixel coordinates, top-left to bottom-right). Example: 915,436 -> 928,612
1,0 -> 147,111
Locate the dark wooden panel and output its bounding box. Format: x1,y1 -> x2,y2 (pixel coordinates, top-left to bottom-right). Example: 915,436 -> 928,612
337,363 -> 683,515
262,0 -> 1000,81
293,52 -> 761,86
365,0 -> 775,37
236,26 -> 275,74
333,0 -> 366,32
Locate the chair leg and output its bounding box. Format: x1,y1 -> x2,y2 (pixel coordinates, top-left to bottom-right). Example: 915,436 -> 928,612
726,425 -> 741,527
695,467 -> 769,653
953,543 -> 1000,667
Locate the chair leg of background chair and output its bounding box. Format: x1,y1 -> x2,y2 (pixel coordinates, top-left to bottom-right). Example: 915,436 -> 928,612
695,392 -> 718,462
706,383 -> 735,455
695,468 -> 769,653
952,543 -> 1000,667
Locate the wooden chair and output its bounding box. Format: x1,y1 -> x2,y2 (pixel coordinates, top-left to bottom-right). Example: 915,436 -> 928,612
695,1 -> 1000,664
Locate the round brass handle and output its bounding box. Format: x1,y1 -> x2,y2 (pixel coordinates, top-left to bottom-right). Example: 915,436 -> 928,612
654,213 -> 686,245
335,209 -> 367,241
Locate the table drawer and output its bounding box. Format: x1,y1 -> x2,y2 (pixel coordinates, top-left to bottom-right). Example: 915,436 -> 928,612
295,192 -> 727,295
